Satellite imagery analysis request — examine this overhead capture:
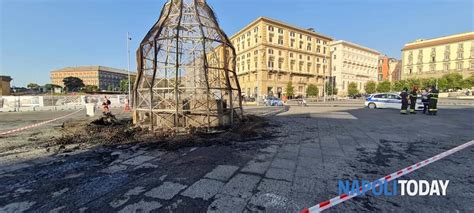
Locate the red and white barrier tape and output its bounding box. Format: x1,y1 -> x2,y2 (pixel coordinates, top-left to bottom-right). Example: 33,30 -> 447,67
301,140 -> 474,213
0,109 -> 83,136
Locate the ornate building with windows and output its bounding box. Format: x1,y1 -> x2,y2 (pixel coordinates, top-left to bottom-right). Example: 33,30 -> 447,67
378,55 -> 401,82
401,32 -> 474,80
329,40 -> 380,96
230,17 -> 332,99
50,66 -> 136,91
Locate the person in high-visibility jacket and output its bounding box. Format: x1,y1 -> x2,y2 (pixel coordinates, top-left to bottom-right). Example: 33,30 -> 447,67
409,86 -> 418,114
400,87 -> 409,114
427,86 -> 439,115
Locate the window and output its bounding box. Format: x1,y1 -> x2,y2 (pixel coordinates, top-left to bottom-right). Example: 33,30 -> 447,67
334,54 -> 336,59
268,25 -> 274,31
299,41 -> 303,49
387,94 -> 399,100
342,81 -> 345,89
278,28 -> 283,34
317,46 -> 321,53
307,36 -> 311,41
253,27 -> 258,33
278,50 -> 282,56
323,47 -> 326,54
374,94 -> 387,99
278,36 -> 284,45
268,57 -> 274,68
307,44 -> 312,51
290,32 -> 295,37
268,49 -> 273,54
290,53 -> 294,58
269,33 -> 274,43
456,62 -> 462,70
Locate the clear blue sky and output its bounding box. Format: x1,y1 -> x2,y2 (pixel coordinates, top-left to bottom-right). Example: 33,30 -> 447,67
1,0 -> 473,87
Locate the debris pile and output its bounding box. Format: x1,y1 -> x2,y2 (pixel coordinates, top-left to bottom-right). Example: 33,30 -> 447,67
49,114 -> 270,151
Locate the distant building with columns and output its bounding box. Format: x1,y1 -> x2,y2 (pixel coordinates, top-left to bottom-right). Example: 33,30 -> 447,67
401,32 -> 474,80
50,66 -> 136,91
329,40 -> 380,96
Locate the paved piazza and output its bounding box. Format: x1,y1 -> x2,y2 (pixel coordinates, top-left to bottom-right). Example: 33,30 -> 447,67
0,105 -> 473,212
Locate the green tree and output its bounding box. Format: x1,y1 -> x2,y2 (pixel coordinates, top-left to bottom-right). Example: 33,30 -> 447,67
392,80 -> 407,92
347,82 -> 359,97
84,85 -> 99,93
364,81 -> 376,94
376,80 -> 391,92
107,84 -> 114,91
420,78 -> 437,90
44,84 -> 62,91
407,78 -> 421,90
63,76 -> 85,92
325,82 -> 338,95
119,76 -> 136,93
286,81 -> 294,98
462,75 -> 474,88
438,77 -> 448,91
306,84 -> 319,97
443,73 -> 464,90
27,83 -> 40,91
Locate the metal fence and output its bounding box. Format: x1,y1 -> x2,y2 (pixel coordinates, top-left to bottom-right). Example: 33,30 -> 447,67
0,95 -> 129,112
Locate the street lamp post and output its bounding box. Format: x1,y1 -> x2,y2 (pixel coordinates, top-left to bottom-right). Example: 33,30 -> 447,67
127,32 -> 132,98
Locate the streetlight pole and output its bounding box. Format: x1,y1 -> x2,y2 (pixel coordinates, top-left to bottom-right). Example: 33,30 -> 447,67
127,32 -> 132,98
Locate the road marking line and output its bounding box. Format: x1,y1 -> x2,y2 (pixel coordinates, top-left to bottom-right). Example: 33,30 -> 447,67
0,109 -> 83,136
301,139 -> 474,213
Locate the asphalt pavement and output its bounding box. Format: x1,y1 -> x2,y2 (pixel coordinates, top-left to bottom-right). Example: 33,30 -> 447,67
0,105 -> 473,212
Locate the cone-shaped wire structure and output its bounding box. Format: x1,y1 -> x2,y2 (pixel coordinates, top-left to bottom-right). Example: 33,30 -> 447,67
133,0 -> 243,132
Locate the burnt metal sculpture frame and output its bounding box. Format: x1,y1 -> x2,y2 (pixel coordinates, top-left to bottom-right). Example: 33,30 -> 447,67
133,0 -> 243,132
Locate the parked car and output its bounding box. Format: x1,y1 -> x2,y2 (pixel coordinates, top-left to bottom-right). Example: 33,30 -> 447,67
364,93 -> 424,110
264,97 -> 284,106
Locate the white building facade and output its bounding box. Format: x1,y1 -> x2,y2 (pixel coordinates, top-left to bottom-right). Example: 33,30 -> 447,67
329,40 -> 380,96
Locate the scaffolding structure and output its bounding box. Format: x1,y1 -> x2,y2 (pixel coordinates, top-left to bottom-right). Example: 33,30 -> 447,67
133,0 -> 243,132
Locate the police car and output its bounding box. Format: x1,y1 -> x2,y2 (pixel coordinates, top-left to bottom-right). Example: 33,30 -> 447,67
365,93 -> 424,110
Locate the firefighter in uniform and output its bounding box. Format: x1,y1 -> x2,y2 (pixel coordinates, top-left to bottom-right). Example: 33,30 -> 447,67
428,86 -> 439,115
409,86 -> 418,114
400,87 -> 409,114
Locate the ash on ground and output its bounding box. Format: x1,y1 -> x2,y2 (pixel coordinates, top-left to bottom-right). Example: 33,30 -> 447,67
49,114 -> 271,152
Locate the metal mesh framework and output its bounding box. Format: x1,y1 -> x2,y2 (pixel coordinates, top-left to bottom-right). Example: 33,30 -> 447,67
133,0 -> 243,132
